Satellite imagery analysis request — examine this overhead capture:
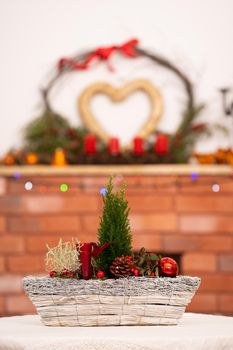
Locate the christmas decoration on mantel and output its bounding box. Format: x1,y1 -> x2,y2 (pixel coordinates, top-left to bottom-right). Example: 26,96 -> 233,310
2,38 -> 227,166
194,148 -> 233,165
23,177 -> 200,327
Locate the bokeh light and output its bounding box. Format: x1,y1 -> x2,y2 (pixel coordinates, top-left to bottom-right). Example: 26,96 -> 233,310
212,183 -> 220,192
60,183 -> 69,192
25,181 -> 33,191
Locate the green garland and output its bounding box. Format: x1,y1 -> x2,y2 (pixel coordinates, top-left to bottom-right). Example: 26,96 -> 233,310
23,110 -> 88,164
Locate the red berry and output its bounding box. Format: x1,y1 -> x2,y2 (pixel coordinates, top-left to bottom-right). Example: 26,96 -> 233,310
61,269 -> 68,276
97,271 -> 104,279
150,272 -> 155,277
133,269 -> 139,277
131,268 -> 135,273
49,271 -> 55,278
67,272 -> 75,278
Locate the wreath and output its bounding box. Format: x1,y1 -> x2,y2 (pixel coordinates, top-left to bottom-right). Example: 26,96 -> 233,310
3,38 -> 209,165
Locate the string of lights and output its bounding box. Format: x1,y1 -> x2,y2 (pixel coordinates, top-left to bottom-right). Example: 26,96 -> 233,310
9,172 -> 233,194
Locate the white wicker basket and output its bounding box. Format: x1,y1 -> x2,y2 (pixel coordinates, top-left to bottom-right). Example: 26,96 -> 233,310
23,276 -> 200,327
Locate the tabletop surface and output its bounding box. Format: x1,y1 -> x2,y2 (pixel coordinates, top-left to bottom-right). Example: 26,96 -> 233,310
0,313 -> 233,350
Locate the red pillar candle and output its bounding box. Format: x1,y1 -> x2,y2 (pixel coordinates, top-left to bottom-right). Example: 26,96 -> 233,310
84,134 -> 96,155
133,136 -> 144,155
108,137 -> 120,156
80,243 -> 92,280
154,134 -> 169,155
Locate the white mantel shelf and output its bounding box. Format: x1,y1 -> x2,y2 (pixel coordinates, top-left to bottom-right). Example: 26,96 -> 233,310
0,164 -> 232,176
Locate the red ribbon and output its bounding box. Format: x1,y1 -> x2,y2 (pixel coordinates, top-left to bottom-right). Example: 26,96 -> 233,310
92,242 -> 110,258
79,242 -> 110,279
58,38 -> 139,71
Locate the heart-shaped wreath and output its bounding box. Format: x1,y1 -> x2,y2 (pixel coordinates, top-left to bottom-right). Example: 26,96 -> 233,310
78,79 -> 163,148
3,39 -> 208,165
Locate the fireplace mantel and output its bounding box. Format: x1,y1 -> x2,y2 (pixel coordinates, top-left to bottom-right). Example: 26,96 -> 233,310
0,164 -> 232,176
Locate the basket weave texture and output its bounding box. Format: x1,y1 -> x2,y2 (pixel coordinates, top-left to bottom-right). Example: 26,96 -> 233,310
23,275 -> 200,327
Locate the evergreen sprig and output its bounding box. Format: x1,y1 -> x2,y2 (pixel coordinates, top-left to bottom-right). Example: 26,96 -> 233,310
97,177 -> 132,274
23,109 -> 87,163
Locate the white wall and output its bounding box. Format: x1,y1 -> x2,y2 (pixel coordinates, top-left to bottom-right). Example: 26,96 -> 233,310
0,0 -> 233,156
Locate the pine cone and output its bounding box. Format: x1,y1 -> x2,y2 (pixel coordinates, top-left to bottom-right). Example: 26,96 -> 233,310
109,256 -> 134,277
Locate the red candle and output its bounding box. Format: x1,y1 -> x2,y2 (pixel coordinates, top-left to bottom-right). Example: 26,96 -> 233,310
108,137 -> 120,156
133,136 -> 144,155
154,134 -> 169,155
84,134 -> 96,155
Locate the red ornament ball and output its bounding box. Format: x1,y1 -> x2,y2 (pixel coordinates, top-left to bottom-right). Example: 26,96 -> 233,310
97,271 -> 105,279
159,257 -> 178,277
49,271 -> 55,278
133,269 -> 139,277
149,272 -> 155,277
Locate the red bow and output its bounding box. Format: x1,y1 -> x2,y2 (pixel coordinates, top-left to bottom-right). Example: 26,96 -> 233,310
79,242 -> 110,280
91,242 -> 110,258
58,38 -> 139,71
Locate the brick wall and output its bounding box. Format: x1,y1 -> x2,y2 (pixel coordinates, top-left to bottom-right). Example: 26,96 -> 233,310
0,173 -> 233,316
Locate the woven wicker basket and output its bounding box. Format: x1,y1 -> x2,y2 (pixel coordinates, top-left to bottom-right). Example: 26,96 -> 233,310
23,275 -> 200,327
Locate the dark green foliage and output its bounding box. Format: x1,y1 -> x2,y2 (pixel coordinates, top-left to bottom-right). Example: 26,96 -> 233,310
169,104 -> 206,163
134,247 -> 161,276
97,177 -> 132,274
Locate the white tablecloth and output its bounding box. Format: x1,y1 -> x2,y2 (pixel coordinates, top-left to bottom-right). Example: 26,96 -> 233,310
0,313 -> 232,350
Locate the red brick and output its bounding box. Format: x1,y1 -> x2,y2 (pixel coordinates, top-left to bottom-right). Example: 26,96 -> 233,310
162,235 -> 199,252
80,176 -> 111,189
0,196 -> 22,213
199,236 -> 233,252
218,294 -> 233,314
26,195 -> 100,213
176,195 -> 233,213
182,253 -> 217,272
180,215 -> 233,233
8,215 -> 81,233
166,235 -> 232,256
128,195 -> 173,212
133,234 -> 161,251
0,236 -> 25,253
200,274 -> 233,292
186,293 -> 217,313
0,177 -> 6,196
26,235 -> 76,253
7,255 -> 44,273
82,215 -> 100,233
130,213 -> 177,232
0,216 -> 5,232
219,255 -> 233,272
0,296 -> 5,315
0,275 -> 22,294
0,195 -> 100,214
6,294 -> 36,315
0,256 -> 5,273
124,176 -> 177,194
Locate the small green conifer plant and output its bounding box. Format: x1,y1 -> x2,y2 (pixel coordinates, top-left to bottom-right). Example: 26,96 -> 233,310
97,177 -> 133,274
